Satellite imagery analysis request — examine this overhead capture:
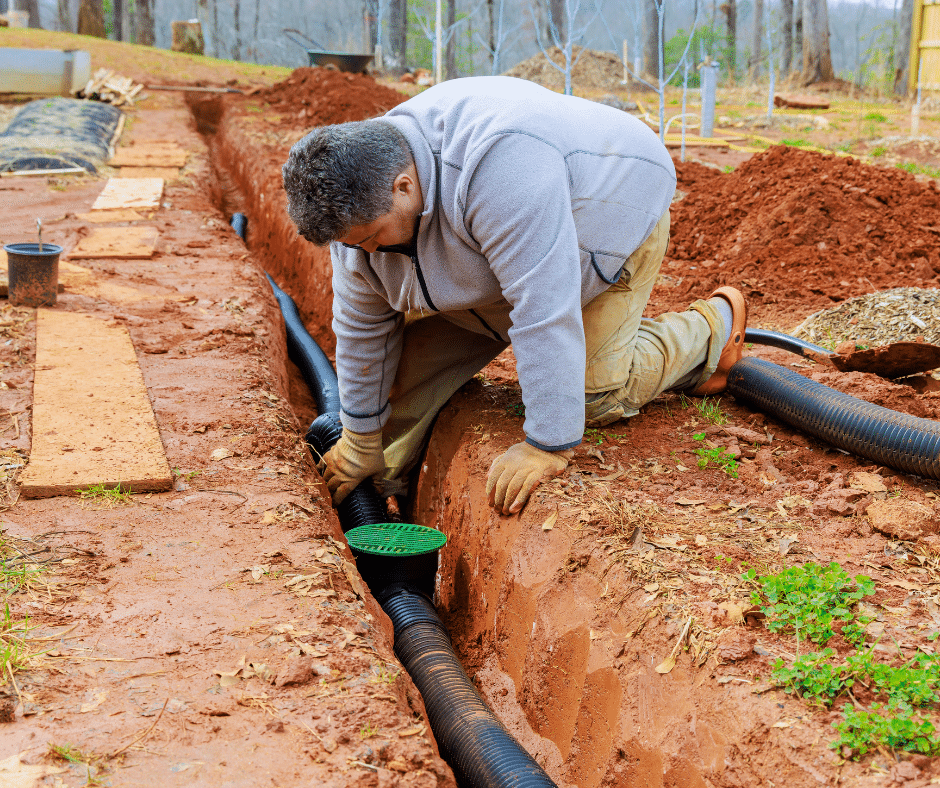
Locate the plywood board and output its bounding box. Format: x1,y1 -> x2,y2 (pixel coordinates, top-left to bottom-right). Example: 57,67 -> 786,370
75,208 -> 145,223
118,167 -> 180,180
91,177 -> 164,211
20,310 -> 172,497
67,226 -> 159,259
111,145 -> 188,168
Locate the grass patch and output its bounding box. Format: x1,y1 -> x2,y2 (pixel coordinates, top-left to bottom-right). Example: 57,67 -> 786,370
896,161 -> 940,179
77,483 -> 134,508
694,396 -> 728,425
692,433 -> 739,478
781,138 -> 812,147
870,145 -> 887,157
862,111 -> 888,123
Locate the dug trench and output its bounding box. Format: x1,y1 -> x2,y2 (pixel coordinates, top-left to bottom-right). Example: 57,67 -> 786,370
194,72 -> 940,788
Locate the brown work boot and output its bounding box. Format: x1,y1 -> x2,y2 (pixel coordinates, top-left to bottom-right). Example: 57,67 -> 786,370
692,286 -> 747,396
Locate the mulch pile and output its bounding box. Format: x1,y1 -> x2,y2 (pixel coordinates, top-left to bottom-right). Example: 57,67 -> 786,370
503,46 -> 628,93
666,147 -> 940,325
258,67 -> 407,127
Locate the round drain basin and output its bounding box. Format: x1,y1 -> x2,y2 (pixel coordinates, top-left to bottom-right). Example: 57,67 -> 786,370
346,522 -> 446,556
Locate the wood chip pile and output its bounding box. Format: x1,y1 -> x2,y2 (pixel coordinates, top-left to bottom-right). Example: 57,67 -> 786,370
76,69 -> 143,107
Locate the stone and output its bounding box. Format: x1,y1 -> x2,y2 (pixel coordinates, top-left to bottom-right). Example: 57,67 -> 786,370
868,498 -> 940,542
716,628 -> 757,662
274,656 -> 316,687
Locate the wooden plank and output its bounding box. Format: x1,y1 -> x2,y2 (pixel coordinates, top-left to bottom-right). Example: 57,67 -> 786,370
67,226 -> 159,259
118,166 -> 180,180
75,208 -> 145,223
91,178 -> 164,211
111,145 -> 187,168
19,310 -> 172,498
663,138 -> 731,148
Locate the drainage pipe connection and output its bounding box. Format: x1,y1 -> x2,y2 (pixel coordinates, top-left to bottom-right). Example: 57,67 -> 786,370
263,266 -> 557,788
745,327 -> 832,359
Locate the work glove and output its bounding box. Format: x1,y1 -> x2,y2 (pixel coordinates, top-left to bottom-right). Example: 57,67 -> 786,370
318,428 -> 385,506
486,441 -> 572,515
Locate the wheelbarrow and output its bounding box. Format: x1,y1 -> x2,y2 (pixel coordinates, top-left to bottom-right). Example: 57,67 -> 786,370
283,28 -> 373,73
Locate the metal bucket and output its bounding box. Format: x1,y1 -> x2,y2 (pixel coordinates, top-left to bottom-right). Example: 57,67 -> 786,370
4,243 -> 61,307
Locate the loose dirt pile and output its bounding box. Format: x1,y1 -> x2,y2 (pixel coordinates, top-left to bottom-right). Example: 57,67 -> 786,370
503,46 -> 627,93
665,147 -> 940,329
258,67 -> 407,128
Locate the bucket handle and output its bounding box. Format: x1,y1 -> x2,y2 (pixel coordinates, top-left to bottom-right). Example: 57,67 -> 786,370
283,28 -> 324,51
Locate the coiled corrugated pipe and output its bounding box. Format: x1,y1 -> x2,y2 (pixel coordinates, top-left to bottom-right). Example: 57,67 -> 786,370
727,357 -> 940,479
745,328 -> 831,358
259,262 -> 557,787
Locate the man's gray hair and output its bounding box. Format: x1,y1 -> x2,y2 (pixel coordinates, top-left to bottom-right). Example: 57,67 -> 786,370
282,121 -> 413,246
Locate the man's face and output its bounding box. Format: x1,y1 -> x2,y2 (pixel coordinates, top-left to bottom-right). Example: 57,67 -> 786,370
337,164 -> 423,254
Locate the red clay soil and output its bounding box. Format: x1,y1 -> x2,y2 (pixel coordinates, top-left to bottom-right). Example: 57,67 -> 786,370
665,147 -> 940,330
200,69 -> 940,787
257,67 -> 408,127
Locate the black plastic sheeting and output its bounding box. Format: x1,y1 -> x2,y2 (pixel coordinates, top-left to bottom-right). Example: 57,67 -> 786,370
263,266 -> 559,788
728,356 -> 940,479
0,97 -> 122,173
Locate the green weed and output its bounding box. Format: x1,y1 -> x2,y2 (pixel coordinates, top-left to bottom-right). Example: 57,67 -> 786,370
863,111 -> 888,123
583,428 -> 606,445
870,145 -> 888,157
771,648 -> 847,703
746,562 -> 874,646
172,467 -> 201,482
722,164 -> 735,173
782,138 -> 812,148
506,403 -> 525,417
692,435 -> 739,478
832,703 -> 940,759
360,722 -> 378,739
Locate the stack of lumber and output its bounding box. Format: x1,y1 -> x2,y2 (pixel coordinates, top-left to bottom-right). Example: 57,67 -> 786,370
76,69 -> 144,107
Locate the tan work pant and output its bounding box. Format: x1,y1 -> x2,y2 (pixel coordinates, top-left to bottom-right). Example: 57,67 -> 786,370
381,211 -> 723,484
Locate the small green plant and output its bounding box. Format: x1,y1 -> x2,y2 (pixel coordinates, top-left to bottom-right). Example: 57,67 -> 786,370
371,664 -> 400,684
172,467 -> 201,482
722,164 -> 735,173
694,396 -> 728,425
77,483 -> 133,508
747,562 -> 874,645
771,648 -> 848,703
832,703 -> 940,760
506,402 -> 525,417
360,722 -> 378,739
870,145 -> 888,157
782,138 -> 812,148
863,111 -> 888,123
693,441 -> 739,478
583,428 -> 605,445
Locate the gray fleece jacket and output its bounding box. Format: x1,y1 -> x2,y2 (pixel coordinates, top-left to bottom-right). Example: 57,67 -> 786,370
331,76 -> 675,452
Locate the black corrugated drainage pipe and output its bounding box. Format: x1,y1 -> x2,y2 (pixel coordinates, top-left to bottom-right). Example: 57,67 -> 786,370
256,258 -> 557,786
745,328 -> 832,359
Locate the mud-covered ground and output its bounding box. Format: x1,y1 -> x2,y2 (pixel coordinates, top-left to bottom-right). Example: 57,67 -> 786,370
3,31 -> 940,788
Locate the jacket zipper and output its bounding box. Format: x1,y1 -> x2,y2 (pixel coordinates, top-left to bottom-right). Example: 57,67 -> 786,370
411,253 -> 438,312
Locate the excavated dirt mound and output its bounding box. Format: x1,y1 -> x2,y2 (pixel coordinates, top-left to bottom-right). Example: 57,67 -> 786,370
503,46 -> 628,93
258,67 -> 408,128
664,147 -> 940,330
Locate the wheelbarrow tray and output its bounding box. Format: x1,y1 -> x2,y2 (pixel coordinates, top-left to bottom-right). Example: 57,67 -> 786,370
307,51 -> 373,72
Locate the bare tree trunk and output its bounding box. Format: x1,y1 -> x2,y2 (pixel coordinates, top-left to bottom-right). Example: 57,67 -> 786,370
487,0 -> 496,72
800,0 -> 834,84
722,0 -> 737,79
550,0 -> 565,42
26,0 -> 41,27
793,0 -> 804,76
894,0 -> 914,94
643,0 -> 659,78
135,0 -> 154,45
445,0 -> 457,78
78,0 -> 106,36
388,0 -> 407,74
366,0 -> 379,51
781,0 -> 793,73
233,0 -> 241,61
57,0 -> 71,31
749,0 -> 763,81
113,0 -> 123,40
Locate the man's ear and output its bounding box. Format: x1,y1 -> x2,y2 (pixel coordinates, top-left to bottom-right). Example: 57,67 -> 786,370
393,170 -> 415,196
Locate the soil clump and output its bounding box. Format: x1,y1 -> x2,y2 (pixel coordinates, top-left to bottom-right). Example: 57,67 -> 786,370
665,146 -> 940,329
503,47 -> 632,93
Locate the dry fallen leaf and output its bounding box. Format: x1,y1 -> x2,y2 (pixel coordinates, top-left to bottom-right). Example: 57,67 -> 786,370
211,447 -> 234,461
849,471 -> 887,494
79,689 -> 108,713
541,511 -> 558,531
695,534 -> 708,546
655,616 -> 692,674
675,497 -> 708,506
398,724 -> 425,737
260,509 -> 277,525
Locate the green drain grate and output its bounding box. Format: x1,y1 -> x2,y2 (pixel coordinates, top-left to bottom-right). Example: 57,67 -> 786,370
346,522 -> 447,556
